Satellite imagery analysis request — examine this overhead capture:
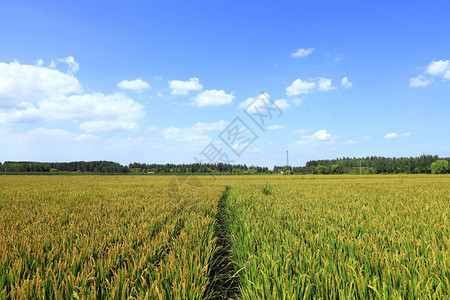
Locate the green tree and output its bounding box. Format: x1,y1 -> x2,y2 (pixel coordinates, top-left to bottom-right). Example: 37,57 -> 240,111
331,164 -> 340,174
130,168 -> 142,174
316,165 -> 328,174
430,160 -> 449,174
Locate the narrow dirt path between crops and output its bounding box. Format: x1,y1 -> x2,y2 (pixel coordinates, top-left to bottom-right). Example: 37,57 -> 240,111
206,186 -> 241,299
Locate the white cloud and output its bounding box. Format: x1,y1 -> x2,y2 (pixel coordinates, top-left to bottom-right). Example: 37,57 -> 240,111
409,75 -> 432,87
191,89 -> 233,107
268,125 -> 284,130
425,60 -> 450,76
291,48 -> 314,57
274,99 -> 289,110
384,132 -> 410,139
286,79 -> 316,96
384,132 -> 398,139
0,61 -> 82,109
36,59 -> 44,66
238,93 -> 288,113
238,93 -> 264,111
341,77 -> 353,88
118,79 -> 150,91
79,121 -> 140,133
286,77 -> 336,96
0,61 -> 145,127
317,77 -> 334,91
410,59 -> 450,87
57,56 -> 79,74
0,101 -> 42,124
292,129 -> 339,146
169,77 -> 202,95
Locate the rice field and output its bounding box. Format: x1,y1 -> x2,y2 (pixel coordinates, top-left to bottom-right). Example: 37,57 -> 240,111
0,175 -> 449,299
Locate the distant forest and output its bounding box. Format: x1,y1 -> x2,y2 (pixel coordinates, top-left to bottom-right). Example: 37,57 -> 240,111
0,154 -> 449,175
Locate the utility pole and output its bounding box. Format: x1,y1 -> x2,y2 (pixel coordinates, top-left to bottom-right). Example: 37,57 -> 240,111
357,160 -> 369,175
286,151 -> 289,166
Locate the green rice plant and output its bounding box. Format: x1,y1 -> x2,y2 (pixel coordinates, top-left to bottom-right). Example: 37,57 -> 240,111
261,182 -> 273,196
226,175 -> 450,299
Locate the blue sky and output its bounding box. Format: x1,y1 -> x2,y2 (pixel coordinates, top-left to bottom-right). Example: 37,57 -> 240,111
0,0 -> 449,167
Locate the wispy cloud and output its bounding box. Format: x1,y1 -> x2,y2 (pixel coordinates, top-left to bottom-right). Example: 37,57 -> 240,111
409,75 -> 432,87
291,48 -> 314,57
410,59 -> 450,87
118,78 -> 150,91
291,129 -> 339,146
384,132 -> 411,139
341,77 -> 353,88
168,77 -> 202,95
57,56 -> 79,74
238,93 -> 289,112
191,89 -> 234,107
286,77 -> 336,96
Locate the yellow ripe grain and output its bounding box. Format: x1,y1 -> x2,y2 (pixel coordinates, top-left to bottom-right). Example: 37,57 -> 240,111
0,175 -> 222,299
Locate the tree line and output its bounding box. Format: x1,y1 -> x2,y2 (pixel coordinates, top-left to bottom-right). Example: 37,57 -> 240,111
128,162 -> 270,174
0,161 -> 128,174
0,155 -> 449,175
273,155 -> 450,174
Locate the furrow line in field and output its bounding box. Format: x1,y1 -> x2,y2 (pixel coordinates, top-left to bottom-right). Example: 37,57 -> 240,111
207,186 -> 241,299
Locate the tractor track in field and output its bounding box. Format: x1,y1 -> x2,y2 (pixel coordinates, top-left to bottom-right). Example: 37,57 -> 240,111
207,186 -> 241,299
